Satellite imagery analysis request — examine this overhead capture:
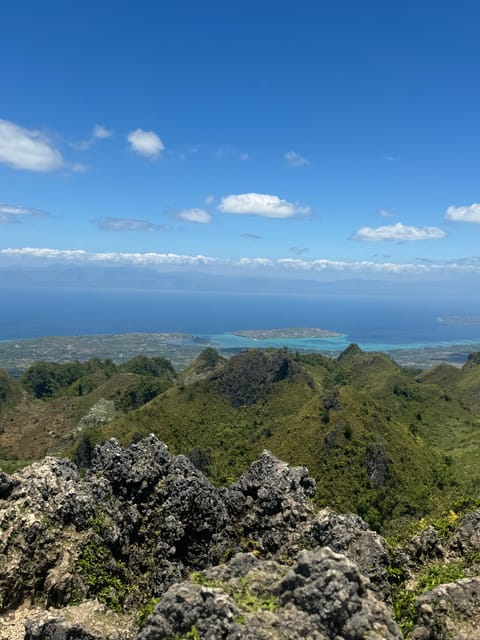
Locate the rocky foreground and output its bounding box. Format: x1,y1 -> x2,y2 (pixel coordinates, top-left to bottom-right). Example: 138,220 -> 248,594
0,435 -> 479,639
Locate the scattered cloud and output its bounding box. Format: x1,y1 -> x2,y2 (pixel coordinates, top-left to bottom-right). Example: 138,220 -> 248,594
284,150 -> 309,167
218,193 -> 310,219
0,203 -> 50,224
444,203 -> 480,224
72,124 -> 114,151
204,195 -> 215,206
5,247 -> 480,276
378,208 -> 395,218
0,118 -> 65,171
290,246 -> 309,256
127,128 -> 165,157
384,155 -> 398,162
92,217 -> 170,232
352,222 -> 446,242
240,233 -> 263,240
239,152 -> 251,161
93,124 -> 113,139
177,208 -> 212,224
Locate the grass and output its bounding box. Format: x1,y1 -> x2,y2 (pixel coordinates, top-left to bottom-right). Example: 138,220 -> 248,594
190,572 -> 278,613
393,559 -> 467,637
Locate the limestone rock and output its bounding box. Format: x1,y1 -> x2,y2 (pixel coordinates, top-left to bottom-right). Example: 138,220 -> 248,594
308,508 -> 392,599
139,549 -> 401,640
411,577 -> 480,640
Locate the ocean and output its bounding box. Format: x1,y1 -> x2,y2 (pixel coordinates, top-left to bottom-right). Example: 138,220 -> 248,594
1,286 -> 480,353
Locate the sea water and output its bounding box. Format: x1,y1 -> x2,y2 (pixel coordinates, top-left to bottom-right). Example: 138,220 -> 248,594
2,286 -> 480,353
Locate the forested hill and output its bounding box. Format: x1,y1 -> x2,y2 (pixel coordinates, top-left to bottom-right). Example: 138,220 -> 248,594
1,345 -> 480,536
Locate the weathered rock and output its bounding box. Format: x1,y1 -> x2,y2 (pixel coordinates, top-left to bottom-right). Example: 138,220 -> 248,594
405,526 -> 446,567
365,443 -> 389,488
277,548 -> 401,639
0,470 -> 18,499
447,508 -> 480,556
308,508 -> 392,599
227,450 -> 316,555
0,435 -> 406,639
74,398 -> 116,436
411,577 -> 480,639
139,549 -> 401,639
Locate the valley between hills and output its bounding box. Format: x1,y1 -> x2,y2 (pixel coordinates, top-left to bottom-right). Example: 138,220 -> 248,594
1,343 -> 480,638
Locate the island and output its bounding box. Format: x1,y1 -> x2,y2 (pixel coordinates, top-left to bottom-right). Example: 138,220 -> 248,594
232,327 -> 342,339
438,316 -> 480,326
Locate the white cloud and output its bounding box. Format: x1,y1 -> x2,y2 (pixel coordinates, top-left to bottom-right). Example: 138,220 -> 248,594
4,247 -> 480,276
284,150 -> 309,167
127,129 -> 165,157
0,119 -> 65,171
445,203 -> 480,224
93,124 -> 113,139
204,195 -> 215,205
218,193 -> 310,218
92,217 -> 169,232
177,208 -> 212,224
352,222 -> 446,242
2,247 -> 87,259
0,203 -> 50,224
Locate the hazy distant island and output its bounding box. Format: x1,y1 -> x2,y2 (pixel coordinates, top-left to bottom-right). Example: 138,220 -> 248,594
438,315 -> 480,326
232,327 -> 342,339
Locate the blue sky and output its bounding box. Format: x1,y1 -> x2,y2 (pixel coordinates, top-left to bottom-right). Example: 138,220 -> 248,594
1,0 -> 480,283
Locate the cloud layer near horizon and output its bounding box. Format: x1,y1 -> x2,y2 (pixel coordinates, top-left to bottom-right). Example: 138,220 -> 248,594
3,246 -> 480,276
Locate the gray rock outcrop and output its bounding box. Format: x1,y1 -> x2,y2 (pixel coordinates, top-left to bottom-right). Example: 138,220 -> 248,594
0,435 -> 478,639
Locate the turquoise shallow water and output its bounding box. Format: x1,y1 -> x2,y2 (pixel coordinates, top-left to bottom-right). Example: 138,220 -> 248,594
204,333 -> 480,354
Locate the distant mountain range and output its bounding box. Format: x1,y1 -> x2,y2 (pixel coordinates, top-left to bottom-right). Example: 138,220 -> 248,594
0,264 -> 477,295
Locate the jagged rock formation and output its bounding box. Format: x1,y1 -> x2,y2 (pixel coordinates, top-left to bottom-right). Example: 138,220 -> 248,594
139,549 -> 401,640
411,578 -> 480,639
0,435 -> 479,638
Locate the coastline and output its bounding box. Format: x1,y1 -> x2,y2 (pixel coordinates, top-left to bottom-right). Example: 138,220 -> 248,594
1,330 -> 480,373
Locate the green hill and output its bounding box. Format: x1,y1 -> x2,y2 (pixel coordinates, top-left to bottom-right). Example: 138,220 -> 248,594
1,346 -> 480,535
68,347 -> 478,534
